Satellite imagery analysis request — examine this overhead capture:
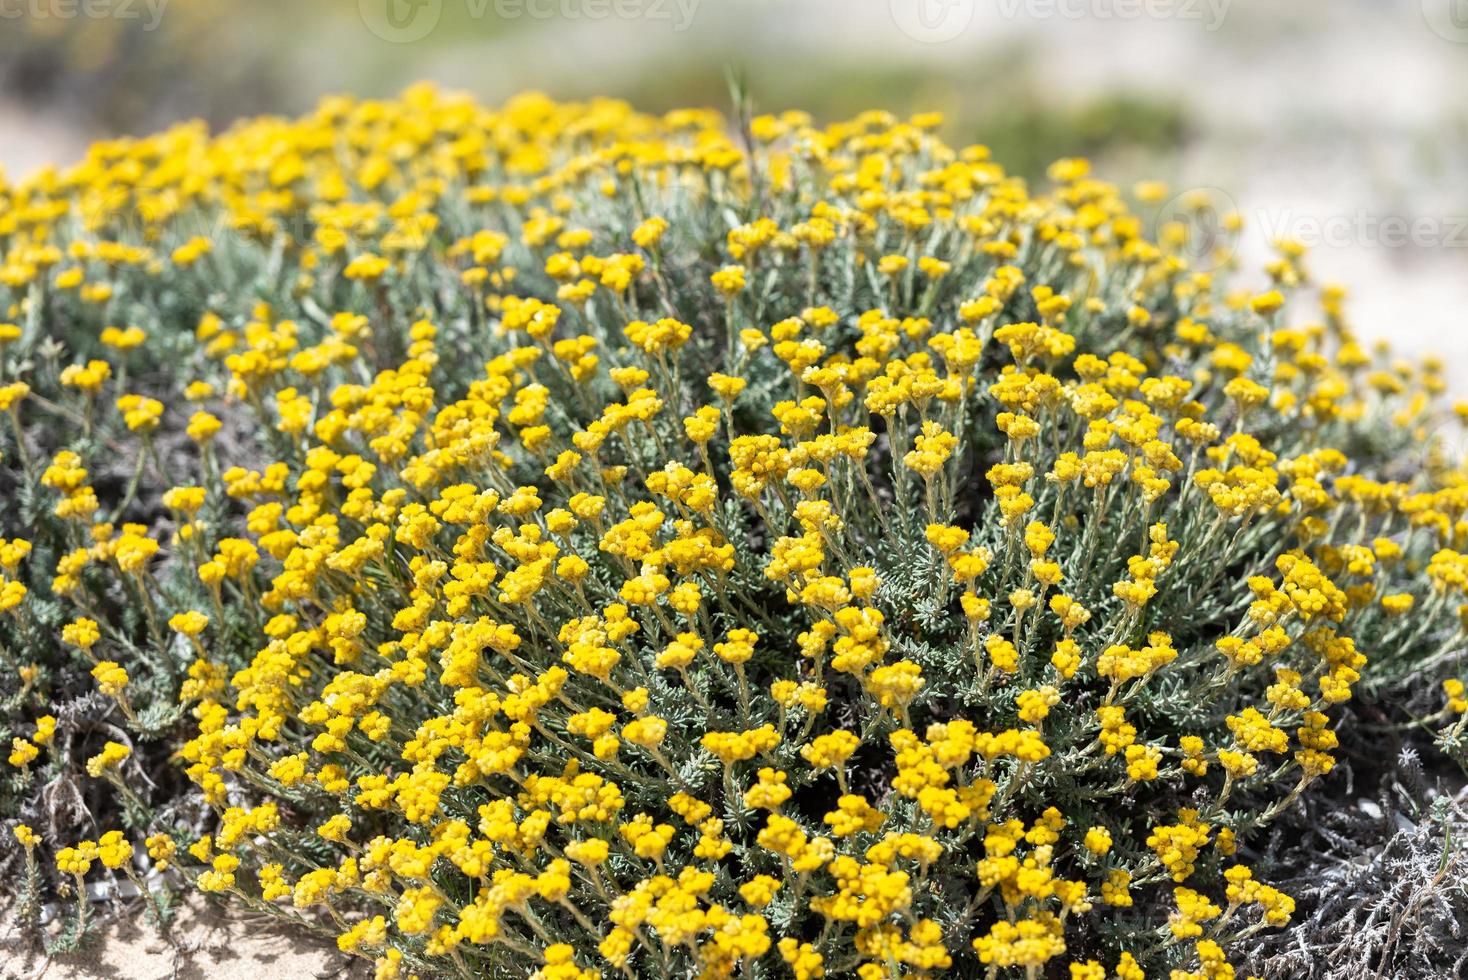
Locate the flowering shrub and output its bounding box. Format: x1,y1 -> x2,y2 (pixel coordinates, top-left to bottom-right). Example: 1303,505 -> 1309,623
2,86 -> 1467,978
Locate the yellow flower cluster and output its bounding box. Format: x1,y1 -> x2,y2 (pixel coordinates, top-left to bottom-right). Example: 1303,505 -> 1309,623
2,85 -> 1465,978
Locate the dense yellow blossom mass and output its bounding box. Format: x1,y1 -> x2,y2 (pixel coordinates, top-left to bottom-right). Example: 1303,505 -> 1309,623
2,84 -> 1468,978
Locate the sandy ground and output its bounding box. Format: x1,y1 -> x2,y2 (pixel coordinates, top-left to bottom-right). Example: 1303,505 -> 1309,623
0,102 -> 89,183
0,894 -> 353,980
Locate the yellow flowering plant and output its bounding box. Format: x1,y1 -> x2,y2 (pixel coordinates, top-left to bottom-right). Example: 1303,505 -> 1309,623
1,85 -> 1467,976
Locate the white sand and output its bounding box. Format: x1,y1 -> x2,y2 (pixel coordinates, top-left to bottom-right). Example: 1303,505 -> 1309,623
1,893 -> 352,980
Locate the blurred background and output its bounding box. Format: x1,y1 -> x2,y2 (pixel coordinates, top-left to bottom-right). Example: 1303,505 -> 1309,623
2,0 -> 1467,373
